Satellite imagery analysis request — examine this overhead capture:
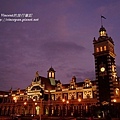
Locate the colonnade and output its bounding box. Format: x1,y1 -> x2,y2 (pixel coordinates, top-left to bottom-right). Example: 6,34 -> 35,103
0,100 -> 97,118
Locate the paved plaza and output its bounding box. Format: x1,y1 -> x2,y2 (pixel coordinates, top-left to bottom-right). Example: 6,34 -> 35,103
0,116 -> 120,120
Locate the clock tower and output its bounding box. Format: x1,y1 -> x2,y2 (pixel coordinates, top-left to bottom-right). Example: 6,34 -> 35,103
93,25 -> 119,106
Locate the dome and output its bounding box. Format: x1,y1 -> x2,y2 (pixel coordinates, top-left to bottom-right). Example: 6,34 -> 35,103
48,67 -> 55,72
99,26 -> 107,37
99,25 -> 106,32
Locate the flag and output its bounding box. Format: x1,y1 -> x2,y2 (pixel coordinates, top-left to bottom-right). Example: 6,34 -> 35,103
101,15 -> 106,19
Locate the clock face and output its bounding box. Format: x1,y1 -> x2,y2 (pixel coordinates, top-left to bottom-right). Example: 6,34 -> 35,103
100,67 -> 105,72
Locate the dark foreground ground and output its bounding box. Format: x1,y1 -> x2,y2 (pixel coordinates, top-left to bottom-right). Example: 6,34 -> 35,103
0,116 -> 120,120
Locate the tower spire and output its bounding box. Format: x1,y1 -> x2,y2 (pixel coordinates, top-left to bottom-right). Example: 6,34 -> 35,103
93,24 -> 118,108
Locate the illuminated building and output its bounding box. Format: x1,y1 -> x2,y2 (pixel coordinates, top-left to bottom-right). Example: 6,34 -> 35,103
0,26 -> 120,118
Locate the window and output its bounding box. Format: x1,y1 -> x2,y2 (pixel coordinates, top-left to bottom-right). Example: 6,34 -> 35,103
52,72 -> 54,78
63,94 -> 68,100
115,88 -> 119,96
112,65 -> 115,72
45,108 -> 49,115
104,46 -> 106,51
96,48 -> 99,52
49,72 -> 51,77
71,95 -> 74,100
20,97 -> 23,101
51,94 -> 54,100
57,96 -> 61,100
78,92 -> 82,99
100,31 -> 106,36
100,47 -> 103,51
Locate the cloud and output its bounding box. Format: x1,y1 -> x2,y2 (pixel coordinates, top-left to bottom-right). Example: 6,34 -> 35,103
55,66 -> 95,84
1,0 -> 119,91
68,68 -> 95,81
41,41 -> 85,57
63,64 -> 120,84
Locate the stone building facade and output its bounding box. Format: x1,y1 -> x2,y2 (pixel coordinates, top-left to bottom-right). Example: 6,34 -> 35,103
0,26 -> 120,118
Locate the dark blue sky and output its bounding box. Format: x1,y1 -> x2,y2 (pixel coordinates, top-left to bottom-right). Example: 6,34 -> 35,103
0,0 -> 120,91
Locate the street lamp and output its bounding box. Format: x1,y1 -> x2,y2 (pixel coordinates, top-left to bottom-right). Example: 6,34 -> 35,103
62,98 -> 65,103
62,99 -> 69,117
78,98 -> 82,117
78,98 -> 81,102
24,102 -> 27,115
66,100 -> 69,104
39,99 -> 43,120
24,102 -> 27,105
13,96 -> 17,102
13,96 -> 17,115
33,99 -> 37,116
62,99 -> 65,117
113,99 -> 116,102
35,102 -> 37,115
66,100 -> 69,116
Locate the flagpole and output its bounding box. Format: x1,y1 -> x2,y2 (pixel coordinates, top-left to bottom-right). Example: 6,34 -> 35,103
101,15 -> 106,27
101,15 -> 103,27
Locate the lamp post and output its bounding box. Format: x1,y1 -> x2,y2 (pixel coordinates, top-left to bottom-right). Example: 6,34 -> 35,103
113,99 -> 116,102
62,99 -> 65,118
13,96 -> 17,102
62,99 -> 69,117
13,96 -> 17,115
112,99 -> 117,118
66,100 -> 69,116
78,98 -> 81,102
24,102 -> 27,116
35,102 -> 37,116
33,99 -> 36,116
39,99 -> 42,120
78,98 -> 81,117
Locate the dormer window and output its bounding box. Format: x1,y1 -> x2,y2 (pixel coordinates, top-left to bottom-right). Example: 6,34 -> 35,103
56,81 -> 62,91
83,79 -> 92,88
69,76 -> 76,90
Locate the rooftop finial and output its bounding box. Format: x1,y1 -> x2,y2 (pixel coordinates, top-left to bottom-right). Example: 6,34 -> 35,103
35,71 -> 39,77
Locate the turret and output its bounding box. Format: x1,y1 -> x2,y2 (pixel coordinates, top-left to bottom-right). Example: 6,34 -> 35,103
47,66 -> 55,79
